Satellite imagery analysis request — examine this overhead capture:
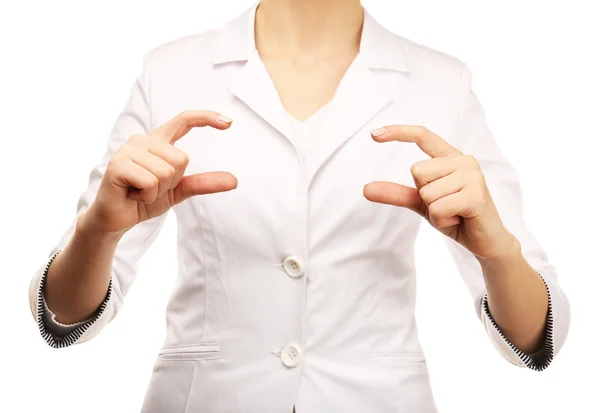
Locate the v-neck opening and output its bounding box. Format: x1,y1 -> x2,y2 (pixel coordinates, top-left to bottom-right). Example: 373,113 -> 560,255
284,99 -> 333,125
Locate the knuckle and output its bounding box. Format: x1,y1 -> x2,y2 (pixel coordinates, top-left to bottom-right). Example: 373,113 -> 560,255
173,151 -> 190,168
112,143 -> 135,163
161,164 -> 176,180
463,154 -> 480,168
106,154 -> 127,176
418,186 -> 429,201
146,174 -> 160,189
428,202 -> 443,218
114,142 -> 130,156
105,159 -> 119,176
410,161 -> 424,176
141,189 -> 157,204
167,164 -> 177,178
415,125 -> 428,140
127,134 -> 147,146
178,110 -> 193,122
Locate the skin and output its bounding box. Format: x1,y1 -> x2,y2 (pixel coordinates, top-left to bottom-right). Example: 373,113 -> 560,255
44,111 -> 238,324
45,0 -> 548,355
255,0 -> 363,121
363,126 -> 549,354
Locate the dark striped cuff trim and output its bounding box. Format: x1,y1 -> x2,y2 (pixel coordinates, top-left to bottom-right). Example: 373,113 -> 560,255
482,274 -> 554,371
37,250 -> 113,349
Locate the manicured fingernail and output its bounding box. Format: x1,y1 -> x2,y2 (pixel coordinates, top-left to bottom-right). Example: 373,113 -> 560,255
371,128 -> 386,137
217,115 -> 233,124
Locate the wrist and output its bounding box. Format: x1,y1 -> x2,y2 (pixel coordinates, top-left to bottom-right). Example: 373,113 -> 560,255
475,229 -> 522,265
76,209 -> 125,244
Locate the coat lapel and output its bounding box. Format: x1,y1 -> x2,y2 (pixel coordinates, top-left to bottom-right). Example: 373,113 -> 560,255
304,54 -> 392,186
304,11 -> 417,186
210,4 -> 419,182
223,49 -> 293,142
211,2 -> 293,146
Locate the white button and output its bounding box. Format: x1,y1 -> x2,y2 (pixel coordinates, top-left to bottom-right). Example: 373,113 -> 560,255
283,256 -> 304,278
281,343 -> 303,368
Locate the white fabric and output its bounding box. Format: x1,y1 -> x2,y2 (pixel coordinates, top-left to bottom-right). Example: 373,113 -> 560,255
285,101 -> 331,161
29,2 -> 569,413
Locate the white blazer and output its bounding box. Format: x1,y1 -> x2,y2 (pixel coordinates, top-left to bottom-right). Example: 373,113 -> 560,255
29,3 -> 569,413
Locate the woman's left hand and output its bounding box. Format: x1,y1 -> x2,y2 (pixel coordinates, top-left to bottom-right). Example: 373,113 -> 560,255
363,125 -> 518,260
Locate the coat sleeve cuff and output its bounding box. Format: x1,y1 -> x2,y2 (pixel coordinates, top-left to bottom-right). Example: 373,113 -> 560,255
481,273 -> 554,371
41,293 -> 91,337
32,250 -> 114,348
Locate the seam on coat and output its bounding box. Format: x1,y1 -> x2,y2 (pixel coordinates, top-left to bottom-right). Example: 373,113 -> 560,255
459,62 -> 467,143
161,342 -> 221,351
482,272 -> 554,371
158,343 -> 222,360
159,353 -> 222,361
182,359 -> 200,413
144,48 -> 155,132
194,201 -> 210,344
292,121 -> 312,411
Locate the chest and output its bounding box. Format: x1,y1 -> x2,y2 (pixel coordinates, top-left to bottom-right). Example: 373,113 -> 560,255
150,54 -> 462,254
260,54 -> 356,122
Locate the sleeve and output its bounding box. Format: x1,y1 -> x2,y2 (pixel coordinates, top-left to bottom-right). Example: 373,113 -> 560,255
40,270 -> 95,338
28,50 -> 169,348
442,62 -> 570,371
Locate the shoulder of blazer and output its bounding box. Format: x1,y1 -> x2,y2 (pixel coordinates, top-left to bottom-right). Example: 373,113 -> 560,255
139,7 -> 469,93
142,29 -> 219,75
393,32 -> 467,89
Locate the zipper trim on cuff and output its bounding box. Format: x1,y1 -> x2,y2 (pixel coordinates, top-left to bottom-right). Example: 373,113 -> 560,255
482,273 -> 554,371
36,250 -> 113,349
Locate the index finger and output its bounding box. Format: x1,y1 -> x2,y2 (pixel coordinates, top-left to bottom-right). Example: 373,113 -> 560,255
371,125 -> 461,158
150,110 -> 233,144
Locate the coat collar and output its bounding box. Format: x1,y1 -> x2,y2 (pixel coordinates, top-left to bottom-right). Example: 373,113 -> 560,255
211,1 -> 410,74
210,2 -> 419,187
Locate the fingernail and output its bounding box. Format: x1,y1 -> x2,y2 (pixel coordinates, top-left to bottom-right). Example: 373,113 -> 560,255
371,128 -> 386,137
217,115 -> 233,124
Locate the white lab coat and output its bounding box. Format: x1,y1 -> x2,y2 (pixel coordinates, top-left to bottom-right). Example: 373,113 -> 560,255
29,3 -> 569,412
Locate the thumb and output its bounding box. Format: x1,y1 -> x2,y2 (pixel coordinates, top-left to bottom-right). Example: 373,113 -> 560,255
172,172 -> 238,205
363,181 -> 427,217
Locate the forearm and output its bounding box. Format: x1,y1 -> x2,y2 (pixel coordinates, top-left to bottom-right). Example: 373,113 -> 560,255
44,211 -> 123,325
477,234 -> 549,355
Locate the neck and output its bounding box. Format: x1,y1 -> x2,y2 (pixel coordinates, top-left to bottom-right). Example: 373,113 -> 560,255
255,0 -> 363,58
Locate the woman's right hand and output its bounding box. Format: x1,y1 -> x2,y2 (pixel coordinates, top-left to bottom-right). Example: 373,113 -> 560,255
79,110 -> 238,237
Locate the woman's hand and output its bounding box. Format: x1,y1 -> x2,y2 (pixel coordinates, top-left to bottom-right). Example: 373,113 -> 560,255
363,125 -> 518,260
81,110 -> 238,237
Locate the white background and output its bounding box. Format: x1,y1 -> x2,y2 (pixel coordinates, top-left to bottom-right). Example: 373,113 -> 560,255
1,0 -> 598,412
